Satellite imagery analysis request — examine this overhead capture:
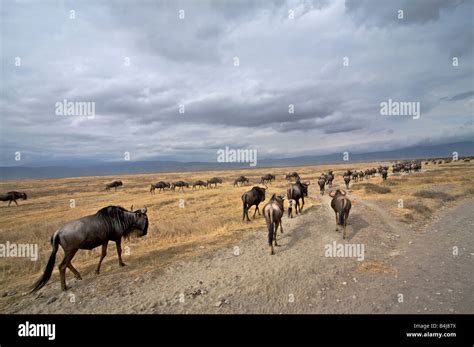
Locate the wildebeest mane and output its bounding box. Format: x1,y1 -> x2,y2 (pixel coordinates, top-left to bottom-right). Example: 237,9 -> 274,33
96,205 -> 136,236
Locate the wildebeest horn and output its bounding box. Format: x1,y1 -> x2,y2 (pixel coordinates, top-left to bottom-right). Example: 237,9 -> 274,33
329,191 -> 336,198
341,190 -> 347,196
130,205 -> 134,211
305,181 -> 311,185
141,206 -> 147,214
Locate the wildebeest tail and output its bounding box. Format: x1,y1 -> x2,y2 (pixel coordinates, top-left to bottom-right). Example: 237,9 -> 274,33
31,233 -> 60,293
242,198 -> 247,219
338,209 -> 345,227
338,200 -> 347,227
268,213 -> 274,246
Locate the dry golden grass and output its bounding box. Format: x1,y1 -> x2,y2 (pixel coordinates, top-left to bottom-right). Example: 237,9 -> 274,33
0,160 -> 472,292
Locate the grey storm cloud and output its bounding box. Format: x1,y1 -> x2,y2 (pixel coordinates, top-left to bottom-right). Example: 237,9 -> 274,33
0,0 -> 473,165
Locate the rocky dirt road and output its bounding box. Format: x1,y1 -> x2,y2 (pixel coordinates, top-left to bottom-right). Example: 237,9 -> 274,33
3,189 -> 473,314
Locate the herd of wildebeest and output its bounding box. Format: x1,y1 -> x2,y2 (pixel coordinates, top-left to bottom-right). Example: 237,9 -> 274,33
0,157 -> 470,291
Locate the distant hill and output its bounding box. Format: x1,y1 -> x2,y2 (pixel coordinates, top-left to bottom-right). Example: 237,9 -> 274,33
1,141 -> 473,180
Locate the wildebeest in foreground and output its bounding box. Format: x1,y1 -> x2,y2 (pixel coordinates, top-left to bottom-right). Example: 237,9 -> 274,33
287,180 -> 310,218
207,177 -> 223,188
0,191 -> 27,206
192,180 -> 208,189
381,169 -> 388,181
150,181 -> 170,194
31,205 -> 148,292
241,186 -> 267,222
263,194 -> 285,255
329,189 -> 351,239
234,175 -> 249,187
106,180 -> 123,191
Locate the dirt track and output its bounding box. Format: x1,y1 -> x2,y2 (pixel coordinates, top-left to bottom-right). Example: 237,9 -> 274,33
3,187 -> 473,314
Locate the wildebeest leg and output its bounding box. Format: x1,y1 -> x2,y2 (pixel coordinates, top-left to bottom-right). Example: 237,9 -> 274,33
274,221 -> 279,246
335,212 -> 339,230
343,210 -> 350,239
8,200 -> 12,207
280,220 -> 284,234
253,205 -> 259,219
13,199 -> 18,206
300,197 -> 305,212
68,262 -> 82,280
59,249 -> 77,291
116,240 -> 126,267
96,242 -> 108,274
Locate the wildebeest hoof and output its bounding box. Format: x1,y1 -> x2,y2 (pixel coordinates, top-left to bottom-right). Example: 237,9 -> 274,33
75,275 -> 82,280
119,262 -> 126,267
95,270 -> 100,275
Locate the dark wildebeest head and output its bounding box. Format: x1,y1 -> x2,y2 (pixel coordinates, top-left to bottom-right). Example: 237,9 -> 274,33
329,189 -> 352,239
0,191 -> 27,207
241,186 -> 267,222
287,180 -> 310,218
263,193 -> 285,255
31,205 -> 148,293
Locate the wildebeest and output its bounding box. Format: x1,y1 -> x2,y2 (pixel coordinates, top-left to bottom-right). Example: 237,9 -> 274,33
352,172 -> 358,182
171,181 -> 189,191
31,205 -> 148,292
150,181 -> 170,194
343,175 -> 351,189
381,169 -> 388,181
326,171 -> 334,187
207,177 -> 223,188
0,191 -> 27,207
329,189 -> 352,239
287,180 -> 310,218
192,180 -> 208,189
260,174 -> 276,185
106,180 -> 123,191
233,175 -> 249,187
285,172 -> 300,182
263,194 -> 285,255
317,177 -> 326,195
241,186 -> 267,222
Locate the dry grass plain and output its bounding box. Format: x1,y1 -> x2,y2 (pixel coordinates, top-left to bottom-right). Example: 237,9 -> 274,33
0,160 -> 473,305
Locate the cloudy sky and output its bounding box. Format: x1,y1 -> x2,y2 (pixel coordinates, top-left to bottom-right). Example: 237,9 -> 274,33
1,0 -> 473,166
